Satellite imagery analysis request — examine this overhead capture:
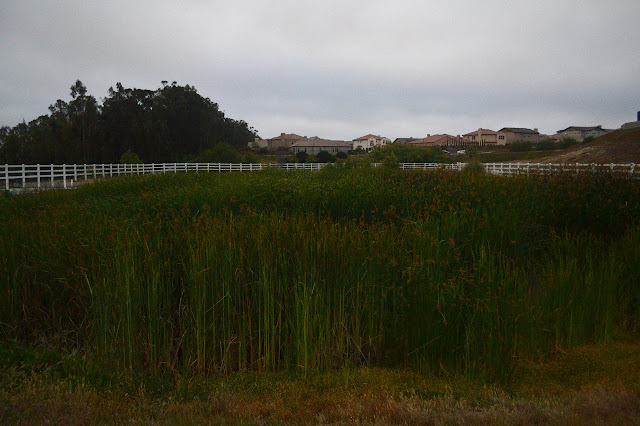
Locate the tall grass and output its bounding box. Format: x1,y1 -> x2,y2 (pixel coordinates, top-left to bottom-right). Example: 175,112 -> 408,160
1,168 -> 639,381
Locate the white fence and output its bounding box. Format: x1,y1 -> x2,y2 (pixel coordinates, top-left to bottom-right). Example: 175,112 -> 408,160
2,162 -> 638,190
483,162 -> 638,176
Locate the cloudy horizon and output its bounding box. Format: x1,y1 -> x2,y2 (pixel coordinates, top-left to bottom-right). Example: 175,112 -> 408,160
1,0 -> 639,141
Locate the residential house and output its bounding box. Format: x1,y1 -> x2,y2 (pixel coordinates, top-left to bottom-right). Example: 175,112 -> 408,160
291,137 -> 352,155
352,134 -> 391,152
248,137 -> 269,150
267,133 -> 305,151
556,126 -> 609,141
462,128 -> 498,146
409,134 -> 471,147
621,111 -> 640,129
393,137 -> 417,145
496,128 -> 543,144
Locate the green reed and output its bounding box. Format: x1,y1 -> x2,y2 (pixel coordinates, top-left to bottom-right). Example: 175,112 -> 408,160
1,168 -> 639,382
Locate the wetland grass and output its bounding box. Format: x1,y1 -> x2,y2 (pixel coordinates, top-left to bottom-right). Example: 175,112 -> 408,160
1,167 -> 639,382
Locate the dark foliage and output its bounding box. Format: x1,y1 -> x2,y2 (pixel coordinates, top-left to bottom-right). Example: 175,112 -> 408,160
0,81 -> 258,164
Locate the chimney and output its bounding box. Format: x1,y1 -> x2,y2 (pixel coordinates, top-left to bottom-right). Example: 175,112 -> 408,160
427,134 -> 431,137
534,128 -> 538,133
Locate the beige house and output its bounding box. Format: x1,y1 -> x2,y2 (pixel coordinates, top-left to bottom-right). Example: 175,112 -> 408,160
352,134 -> 391,151
556,126 -> 609,141
267,133 -> 305,151
248,137 -> 269,150
496,128 -> 543,144
409,134 -> 471,147
462,128 -> 499,145
291,138 -> 352,155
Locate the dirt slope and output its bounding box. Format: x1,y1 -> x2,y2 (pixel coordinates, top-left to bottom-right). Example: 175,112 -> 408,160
539,127 -> 640,163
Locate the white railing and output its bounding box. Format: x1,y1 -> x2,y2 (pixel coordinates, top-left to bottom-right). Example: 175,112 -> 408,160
1,162 -> 638,191
483,162 -> 638,176
0,162 -> 332,190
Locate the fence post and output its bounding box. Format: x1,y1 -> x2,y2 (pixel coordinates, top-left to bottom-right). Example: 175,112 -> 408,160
63,165 -> 67,188
37,164 -> 41,188
21,164 -> 26,188
4,164 -> 8,190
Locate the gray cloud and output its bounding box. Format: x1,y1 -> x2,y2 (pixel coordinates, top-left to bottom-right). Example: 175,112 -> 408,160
1,0 -> 639,140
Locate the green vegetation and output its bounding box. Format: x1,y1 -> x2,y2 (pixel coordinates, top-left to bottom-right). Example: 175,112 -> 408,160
1,168 -> 639,386
365,143 -> 452,163
474,150 -> 552,163
0,80 -> 257,164
2,339 -> 639,423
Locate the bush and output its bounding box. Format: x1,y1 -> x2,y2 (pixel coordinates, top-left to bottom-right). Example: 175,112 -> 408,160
295,152 -> 309,163
242,152 -> 259,164
197,143 -> 241,163
316,151 -> 335,163
382,152 -> 399,168
119,150 -> 142,164
558,137 -> 578,149
366,143 -> 451,164
462,158 -> 485,174
509,141 -> 532,152
536,139 -> 557,151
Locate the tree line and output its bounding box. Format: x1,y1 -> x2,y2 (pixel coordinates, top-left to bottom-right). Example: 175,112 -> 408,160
0,81 -> 258,164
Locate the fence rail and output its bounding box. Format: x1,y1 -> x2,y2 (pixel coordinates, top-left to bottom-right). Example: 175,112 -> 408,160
2,162 -> 638,191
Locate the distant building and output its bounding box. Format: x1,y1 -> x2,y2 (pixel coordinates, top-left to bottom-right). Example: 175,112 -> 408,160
621,111 -> 640,130
409,134 -> 471,147
462,128 -> 499,146
267,133 -> 305,151
248,137 -> 269,150
291,138 -> 352,155
393,137 -> 417,145
556,126 -> 609,141
496,128 -> 543,144
352,134 -> 391,152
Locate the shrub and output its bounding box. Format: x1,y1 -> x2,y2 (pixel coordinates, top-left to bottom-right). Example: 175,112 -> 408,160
536,139 -> 557,151
316,151 -> 335,163
558,137 -> 579,149
509,141 -> 532,152
295,152 -> 309,163
197,143 -> 241,163
119,150 -> 142,164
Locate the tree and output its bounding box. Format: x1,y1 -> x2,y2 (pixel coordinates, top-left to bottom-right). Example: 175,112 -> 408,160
295,151 -> 309,163
316,150 -> 335,163
0,81 -> 259,164
68,80 -> 98,163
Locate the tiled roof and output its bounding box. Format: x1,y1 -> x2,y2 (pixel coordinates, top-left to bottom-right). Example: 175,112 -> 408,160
463,128 -> 497,136
353,134 -> 386,141
556,126 -> 604,133
271,133 -> 304,140
499,128 -> 539,134
409,134 -> 451,144
292,138 -> 352,147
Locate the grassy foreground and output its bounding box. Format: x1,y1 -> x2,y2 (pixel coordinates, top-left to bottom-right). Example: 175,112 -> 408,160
1,166 -> 640,421
1,340 -> 639,423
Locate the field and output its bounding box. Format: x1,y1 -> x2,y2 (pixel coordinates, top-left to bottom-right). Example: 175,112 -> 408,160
1,166 -> 640,422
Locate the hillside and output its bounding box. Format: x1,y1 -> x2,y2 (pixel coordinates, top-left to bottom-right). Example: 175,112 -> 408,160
539,127 -> 640,163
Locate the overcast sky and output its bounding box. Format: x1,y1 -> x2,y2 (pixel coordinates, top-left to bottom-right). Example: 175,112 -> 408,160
1,0 -> 639,140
